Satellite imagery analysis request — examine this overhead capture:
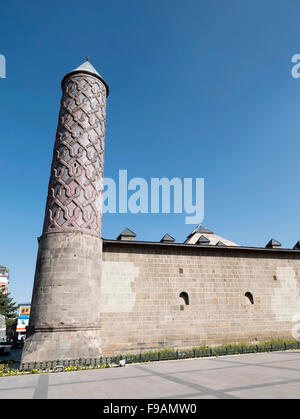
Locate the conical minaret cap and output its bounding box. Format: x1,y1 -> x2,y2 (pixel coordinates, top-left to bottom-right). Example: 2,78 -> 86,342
61,59 -> 109,96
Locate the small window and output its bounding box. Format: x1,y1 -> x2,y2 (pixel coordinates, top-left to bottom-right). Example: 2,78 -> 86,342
179,292 -> 189,306
245,292 -> 254,305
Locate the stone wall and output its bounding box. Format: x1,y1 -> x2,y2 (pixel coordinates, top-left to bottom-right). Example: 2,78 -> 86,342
22,232 -> 103,362
101,241 -> 300,355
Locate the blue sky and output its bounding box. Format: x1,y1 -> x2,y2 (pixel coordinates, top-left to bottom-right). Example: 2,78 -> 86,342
1,0 -> 300,303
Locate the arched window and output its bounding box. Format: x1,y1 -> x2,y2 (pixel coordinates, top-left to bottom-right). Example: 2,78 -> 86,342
245,292 -> 254,305
179,292 -> 189,306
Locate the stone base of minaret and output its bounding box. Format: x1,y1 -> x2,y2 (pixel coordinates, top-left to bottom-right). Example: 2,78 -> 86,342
21,232 -> 103,362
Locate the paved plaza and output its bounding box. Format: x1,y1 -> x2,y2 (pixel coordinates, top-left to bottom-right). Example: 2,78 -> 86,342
0,351 -> 300,399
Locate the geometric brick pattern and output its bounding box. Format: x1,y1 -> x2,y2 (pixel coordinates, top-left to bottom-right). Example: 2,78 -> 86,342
42,73 -> 107,236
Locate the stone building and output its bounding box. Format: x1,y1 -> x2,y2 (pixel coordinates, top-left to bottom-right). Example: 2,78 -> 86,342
0,266 -> 9,293
0,266 -> 9,341
21,60 -> 300,362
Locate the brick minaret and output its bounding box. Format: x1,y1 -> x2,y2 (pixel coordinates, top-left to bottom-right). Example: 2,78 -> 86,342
21,60 -> 109,362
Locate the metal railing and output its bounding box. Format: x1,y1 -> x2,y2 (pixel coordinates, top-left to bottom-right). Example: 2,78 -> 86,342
16,341 -> 300,372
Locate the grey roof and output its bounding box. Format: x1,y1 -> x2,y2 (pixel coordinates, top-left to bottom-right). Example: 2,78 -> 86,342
197,235 -> 210,244
216,241 -> 227,247
293,241 -> 300,250
192,224 -> 214,234
265,239 -> 281,248
61,59 -> 109,95
117,228 -> 136,238
102,238 -> 300,255
160,234 -> 175,243
186,224 -> 214,240
71,60 -> 103,79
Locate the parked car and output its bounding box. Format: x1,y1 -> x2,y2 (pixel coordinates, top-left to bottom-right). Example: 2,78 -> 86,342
0,346 -> 10,356
11,341 -> 23,350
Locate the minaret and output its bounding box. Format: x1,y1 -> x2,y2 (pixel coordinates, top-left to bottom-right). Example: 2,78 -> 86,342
21,60 -> 109,362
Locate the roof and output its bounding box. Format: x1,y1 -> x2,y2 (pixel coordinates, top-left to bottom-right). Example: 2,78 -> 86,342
160,234 -> 175,243
294,241 -> 300,250
72,61 -> 102,77
197,235 -> 211,244
266,239 -> 282,248
117,228 -> 136,239
0,266 -> 9,276
185,224 -> 238,247
189,224 -> 214,235
102,238 -> 300,255
61,59 -> 109,96
216,241 -> 227,247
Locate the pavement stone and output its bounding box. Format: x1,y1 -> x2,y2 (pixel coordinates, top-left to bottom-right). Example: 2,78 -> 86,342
0,351 -> 299,399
